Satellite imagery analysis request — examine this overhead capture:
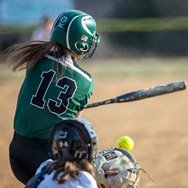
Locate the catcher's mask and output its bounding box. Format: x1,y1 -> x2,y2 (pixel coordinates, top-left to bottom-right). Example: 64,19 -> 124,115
94,147 -> 141,188
50,118 -> 98,163
50,10 -> 100,58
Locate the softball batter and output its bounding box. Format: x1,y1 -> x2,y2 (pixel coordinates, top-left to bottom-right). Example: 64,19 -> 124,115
5,10 -> 100,184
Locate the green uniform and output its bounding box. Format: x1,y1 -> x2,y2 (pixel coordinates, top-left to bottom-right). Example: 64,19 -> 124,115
14,55 -> 94,139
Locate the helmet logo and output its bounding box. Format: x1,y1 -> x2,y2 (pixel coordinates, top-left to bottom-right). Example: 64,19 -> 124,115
58,16 -> 68,29
74,150 -> 87,159
81,15 -> 93,36
75,42 -> 89,52
59,141 -> 69,147
59,131 -> 68,138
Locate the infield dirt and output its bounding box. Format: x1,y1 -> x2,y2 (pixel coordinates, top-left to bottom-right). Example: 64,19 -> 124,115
0,68 -> 188,187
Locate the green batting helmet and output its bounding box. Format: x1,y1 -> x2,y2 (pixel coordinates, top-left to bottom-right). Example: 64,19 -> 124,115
50,10 -> 100,58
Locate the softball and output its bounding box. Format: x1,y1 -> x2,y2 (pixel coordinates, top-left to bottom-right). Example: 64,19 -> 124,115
116,136 -> 134,151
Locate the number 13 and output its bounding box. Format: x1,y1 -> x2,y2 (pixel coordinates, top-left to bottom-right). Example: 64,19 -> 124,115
31,70 -> 77,115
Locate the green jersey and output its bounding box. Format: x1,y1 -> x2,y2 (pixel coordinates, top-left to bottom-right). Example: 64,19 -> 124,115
14,55 -> 94,139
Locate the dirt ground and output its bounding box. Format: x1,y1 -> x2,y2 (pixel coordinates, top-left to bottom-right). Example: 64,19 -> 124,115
0,76 -> 188,188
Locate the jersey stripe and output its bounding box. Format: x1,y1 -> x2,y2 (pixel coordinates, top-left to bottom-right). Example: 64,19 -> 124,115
45,55 -> 92,83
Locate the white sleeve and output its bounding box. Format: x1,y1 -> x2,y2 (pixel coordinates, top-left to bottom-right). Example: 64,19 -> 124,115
79,171 -> 98,188
35,159 -> 53,175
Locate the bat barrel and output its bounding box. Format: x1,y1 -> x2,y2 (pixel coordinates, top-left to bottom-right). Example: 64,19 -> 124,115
167,80 -> 186,90
84,80 -> 186,109
148,80 -> 186,96
117,80 -> 186,102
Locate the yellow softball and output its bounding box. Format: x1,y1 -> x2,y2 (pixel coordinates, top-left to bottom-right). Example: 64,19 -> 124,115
116,136 -> 134,151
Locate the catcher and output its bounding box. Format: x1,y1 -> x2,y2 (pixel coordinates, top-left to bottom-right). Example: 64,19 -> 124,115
94,147 -> 141,188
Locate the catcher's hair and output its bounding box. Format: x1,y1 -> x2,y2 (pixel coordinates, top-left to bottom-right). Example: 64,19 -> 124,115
4,40 -> 67,71
45,159 -> 95,184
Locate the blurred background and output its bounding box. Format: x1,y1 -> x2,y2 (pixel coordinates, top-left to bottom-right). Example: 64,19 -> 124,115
1,0 -> 188,59
1,1 -> 188,188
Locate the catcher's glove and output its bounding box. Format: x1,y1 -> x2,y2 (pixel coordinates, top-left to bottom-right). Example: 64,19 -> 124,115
94,147 -> 141,188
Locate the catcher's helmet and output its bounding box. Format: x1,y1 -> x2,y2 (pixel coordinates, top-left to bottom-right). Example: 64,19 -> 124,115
94,147 -> 140,188
50,118 -> 98,163
50,10 -> 100,58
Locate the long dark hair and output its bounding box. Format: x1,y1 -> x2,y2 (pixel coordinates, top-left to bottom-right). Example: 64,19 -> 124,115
5,40 -> 66,71
45,159 -> 95,184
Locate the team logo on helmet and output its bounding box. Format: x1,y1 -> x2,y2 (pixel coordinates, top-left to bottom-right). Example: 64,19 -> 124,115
81,15 -> 93,36
75,42 -> 89,52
